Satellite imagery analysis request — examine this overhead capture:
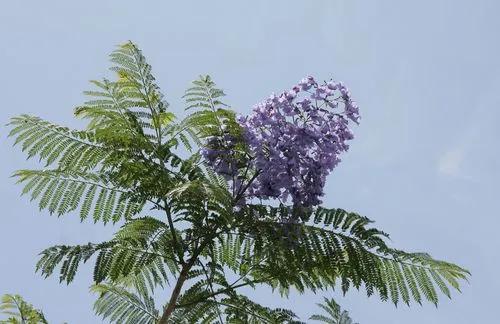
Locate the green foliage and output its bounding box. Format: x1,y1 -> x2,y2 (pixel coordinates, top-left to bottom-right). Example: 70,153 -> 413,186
91,283 -> 158,324
212,205 -> 468,306
14,169 -> 143,222
77,41 -> 169,141
36,217 -> 176,287
222,295 -> 302,324
0,294 -> 47,324
182,75 -> 235,139
173,291 -> 303,324
6,41 -> 469,323
310,297 -> 358,324
8,42 -> 200,225
8,115 -> 108,170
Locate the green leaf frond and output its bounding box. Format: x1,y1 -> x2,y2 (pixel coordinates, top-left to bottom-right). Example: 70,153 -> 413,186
183,75 -> 226,112
212,205 -> 469,306
222,295 -> 302,324
0,294 -> 48,324
91,283 -> 158,324
77,42 -> 170,143
309,297 -> 358,324
36,217 -> 178,286
170,299 -> 221,324
173,293 -> 302,324
14,169 -> 144,222
167,178 -> 234,226
181,75 -> 243,142
8,114 -> 109,170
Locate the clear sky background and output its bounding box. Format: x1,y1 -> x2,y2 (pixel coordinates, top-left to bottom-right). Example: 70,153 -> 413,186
1,1 -> 499,323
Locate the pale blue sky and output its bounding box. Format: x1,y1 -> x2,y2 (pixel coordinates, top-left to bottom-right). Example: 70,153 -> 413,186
1,1 -> 499,323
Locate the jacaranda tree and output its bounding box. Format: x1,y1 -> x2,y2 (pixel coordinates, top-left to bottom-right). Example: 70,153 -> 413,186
4,42 -> 469,323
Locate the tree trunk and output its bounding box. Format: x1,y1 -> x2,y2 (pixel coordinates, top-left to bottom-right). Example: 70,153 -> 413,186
158,236 -> 212,323
158,259 -> 195,324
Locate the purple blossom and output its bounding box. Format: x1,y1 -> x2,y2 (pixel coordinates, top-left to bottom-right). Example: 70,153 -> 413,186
204,76 -> 360,207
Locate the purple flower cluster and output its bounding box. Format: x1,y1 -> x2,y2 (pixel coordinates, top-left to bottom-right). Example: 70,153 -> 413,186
202,76 -> 359,207
238,76 -> 359,206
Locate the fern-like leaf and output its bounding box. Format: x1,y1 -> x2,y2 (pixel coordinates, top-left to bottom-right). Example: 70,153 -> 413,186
0,294 -> 48,324
309,297 -> 358,324
91,283 -> 158,324
213,205 -> 469,306
8,115 -> 108,170
14,169 -> 144,223
36,217 -> 177,287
